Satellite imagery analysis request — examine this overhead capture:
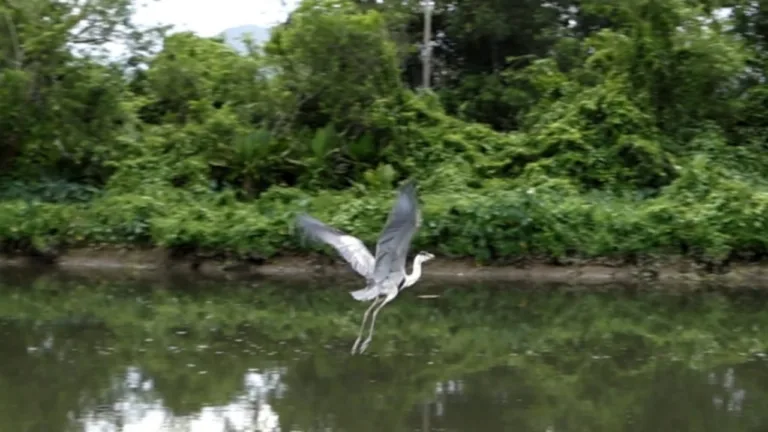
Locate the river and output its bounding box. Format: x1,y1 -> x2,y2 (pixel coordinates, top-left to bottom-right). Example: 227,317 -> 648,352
0,269 -> 767,431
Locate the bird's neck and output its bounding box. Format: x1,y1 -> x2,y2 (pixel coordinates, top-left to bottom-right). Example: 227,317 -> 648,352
403,257 -> 424,288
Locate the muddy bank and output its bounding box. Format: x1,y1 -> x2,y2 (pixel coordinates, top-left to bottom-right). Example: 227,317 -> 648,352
1,246 -> 768,287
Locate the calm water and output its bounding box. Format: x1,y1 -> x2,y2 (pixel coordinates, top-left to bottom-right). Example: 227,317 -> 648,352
1,271 -> 768,431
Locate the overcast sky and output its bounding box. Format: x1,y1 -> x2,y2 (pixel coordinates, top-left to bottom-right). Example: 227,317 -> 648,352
132,0 -> 299,36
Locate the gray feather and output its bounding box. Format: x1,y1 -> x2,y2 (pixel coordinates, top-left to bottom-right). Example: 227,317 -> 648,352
370,181 -> 421,284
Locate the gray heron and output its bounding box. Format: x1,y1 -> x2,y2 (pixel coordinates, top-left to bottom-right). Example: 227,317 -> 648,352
295,181 -> 435,354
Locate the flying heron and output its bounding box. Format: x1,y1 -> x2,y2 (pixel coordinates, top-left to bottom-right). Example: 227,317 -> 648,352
295,181 -> 435,354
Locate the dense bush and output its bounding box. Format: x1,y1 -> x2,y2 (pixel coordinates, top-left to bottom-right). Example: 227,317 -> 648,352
0,164 -> 766,266
2,0 -> 768,265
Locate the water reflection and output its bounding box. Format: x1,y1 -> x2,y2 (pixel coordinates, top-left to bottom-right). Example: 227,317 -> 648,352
1,271 -> 768,431
80,367 -> 282,432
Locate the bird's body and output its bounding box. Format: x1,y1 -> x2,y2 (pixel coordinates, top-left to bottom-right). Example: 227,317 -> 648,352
295,181 -> 434,354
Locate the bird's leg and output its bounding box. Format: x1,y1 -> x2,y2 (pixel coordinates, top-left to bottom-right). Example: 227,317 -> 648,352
351,296 -> 382,354
358,296 -> 393,354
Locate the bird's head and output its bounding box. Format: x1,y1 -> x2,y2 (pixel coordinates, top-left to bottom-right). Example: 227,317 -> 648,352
416,251 -> 435,263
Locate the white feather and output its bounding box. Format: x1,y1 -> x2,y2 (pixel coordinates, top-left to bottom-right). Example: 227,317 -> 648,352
349,286 -> 380,301
296,214 -> 375,279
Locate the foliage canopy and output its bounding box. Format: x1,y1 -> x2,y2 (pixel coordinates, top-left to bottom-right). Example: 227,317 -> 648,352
2,0 -> 768,264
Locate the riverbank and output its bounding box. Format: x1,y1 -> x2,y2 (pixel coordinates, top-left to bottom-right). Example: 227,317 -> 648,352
2,178 -> 768,289
3,246 -> 768,287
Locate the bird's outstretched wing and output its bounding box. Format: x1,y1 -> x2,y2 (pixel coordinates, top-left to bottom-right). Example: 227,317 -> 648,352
296,214 -> 375,278
371,180 -> 421,283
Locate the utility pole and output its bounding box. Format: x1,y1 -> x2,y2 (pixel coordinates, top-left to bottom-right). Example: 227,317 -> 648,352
422,0 -> 433,89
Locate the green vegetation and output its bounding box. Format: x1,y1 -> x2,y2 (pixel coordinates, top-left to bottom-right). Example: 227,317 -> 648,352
3,0 -> 768,266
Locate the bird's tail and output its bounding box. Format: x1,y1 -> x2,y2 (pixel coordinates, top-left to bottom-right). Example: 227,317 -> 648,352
350,285 -> 379,302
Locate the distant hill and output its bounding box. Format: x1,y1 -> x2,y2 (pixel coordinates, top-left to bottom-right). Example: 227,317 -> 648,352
220,25 -> 270,53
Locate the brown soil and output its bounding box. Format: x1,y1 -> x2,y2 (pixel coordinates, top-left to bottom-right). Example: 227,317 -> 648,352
1,246 -> 767,287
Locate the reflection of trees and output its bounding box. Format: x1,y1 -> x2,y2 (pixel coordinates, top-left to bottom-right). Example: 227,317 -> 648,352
139,337 -> 253,416
266,351 -> 443,431
409,368 -> 542,432
267,350 -> 768,432
1,274 -> 768,430
629,363 -> 768,432
6,326 -> 768,432
0,322 -> 124,432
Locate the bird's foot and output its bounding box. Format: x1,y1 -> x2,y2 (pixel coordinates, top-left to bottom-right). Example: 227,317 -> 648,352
358,338 -> 372,354
350,337 -> 362,355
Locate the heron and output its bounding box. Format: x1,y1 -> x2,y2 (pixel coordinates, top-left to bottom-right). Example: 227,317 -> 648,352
295,181 -> 435,354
